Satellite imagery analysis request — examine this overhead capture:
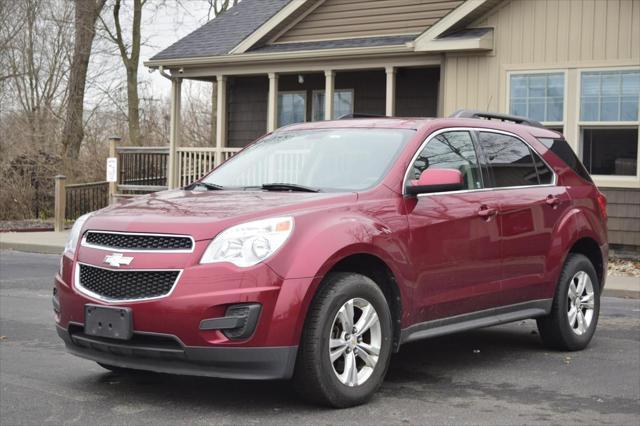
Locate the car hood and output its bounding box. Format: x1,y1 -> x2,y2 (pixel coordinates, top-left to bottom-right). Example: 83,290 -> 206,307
84,189 -> 357,241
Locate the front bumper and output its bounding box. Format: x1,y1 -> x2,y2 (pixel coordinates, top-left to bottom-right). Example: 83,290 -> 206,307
56,324 -> 297,379
55,249 -> 317,380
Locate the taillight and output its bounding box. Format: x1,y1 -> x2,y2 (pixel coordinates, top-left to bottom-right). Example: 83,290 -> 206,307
596,191 -> 607,222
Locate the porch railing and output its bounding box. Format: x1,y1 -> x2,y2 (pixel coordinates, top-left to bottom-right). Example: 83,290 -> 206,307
53,145 -> 243,230
176,147 -> 241,187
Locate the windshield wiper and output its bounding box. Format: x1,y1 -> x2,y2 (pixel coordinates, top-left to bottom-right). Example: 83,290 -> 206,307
261,183 -> 320,193
184,182 -> 225,191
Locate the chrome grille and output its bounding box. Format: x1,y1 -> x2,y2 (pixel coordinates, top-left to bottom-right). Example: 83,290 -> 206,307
84,231 -> 193,251
77,264 -> 180,301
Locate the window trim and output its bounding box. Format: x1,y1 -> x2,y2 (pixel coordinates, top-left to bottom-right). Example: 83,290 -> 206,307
310,88 -> 355,121
402,127 -> 557,197
277,90 -> 307,127
576,67 -> 640,181
506,69 -> 568,127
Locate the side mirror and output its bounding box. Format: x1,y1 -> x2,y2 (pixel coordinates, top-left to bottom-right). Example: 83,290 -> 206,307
406,168 -> 464,195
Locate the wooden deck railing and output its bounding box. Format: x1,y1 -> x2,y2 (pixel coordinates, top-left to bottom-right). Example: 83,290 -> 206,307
53,143 -> 242,230
65,181 -> 109,221
117,146 -> 169,192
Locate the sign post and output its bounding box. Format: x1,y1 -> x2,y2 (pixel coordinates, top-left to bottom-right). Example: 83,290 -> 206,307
107,136 -> 121,204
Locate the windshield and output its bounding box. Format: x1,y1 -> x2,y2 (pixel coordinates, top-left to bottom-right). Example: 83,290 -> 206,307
202,128 -> 414,191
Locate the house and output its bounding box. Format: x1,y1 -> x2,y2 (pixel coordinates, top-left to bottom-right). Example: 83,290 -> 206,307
145,0 -> 640,250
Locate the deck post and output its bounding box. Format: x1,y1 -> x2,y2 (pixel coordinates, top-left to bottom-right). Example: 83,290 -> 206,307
168,78 -> 182,189
385,66 -> 396,117
108,136 -> 120,204
324,70 -> 335,120
267,72 -> 279,132
215,75 -> 227,167
54,175 -> 66,232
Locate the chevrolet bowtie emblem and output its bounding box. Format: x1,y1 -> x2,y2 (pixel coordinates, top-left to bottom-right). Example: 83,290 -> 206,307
103,253 -> 133,267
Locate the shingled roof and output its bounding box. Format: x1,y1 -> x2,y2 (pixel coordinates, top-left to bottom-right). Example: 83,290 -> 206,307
150,0 -> 292,61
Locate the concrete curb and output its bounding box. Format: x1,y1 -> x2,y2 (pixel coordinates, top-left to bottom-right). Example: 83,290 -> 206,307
0,242 -> 63,255
0,231 -> 68,255
603,289 -> 639,299
603,276 -> 640,299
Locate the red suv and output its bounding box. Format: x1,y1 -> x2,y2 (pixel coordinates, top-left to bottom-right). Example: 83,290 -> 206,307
55,111 -> 608,407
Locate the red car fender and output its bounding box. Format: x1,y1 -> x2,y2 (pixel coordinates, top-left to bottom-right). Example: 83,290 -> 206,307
545,206 -> 608,298
266,214 -> 413,345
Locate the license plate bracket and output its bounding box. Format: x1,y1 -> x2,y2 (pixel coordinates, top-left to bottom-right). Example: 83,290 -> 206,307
84,304 -> 133,340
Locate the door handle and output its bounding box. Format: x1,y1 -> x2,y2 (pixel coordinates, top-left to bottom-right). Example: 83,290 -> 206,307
545,195 -> 560,208
478,205 -> 497,219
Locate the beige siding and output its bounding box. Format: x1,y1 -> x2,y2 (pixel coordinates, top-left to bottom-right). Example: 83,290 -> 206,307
601,187 -> 640,246
442,0 -> 640,117
274,0 -> 463,43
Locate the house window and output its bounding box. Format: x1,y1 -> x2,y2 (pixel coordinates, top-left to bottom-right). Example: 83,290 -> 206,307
579,69 -> 639,177
580,70 -> 640,121
311,89 -> 354,121
509,72 -> 564,123
278,91 -> 306,127
582,128 -> 638,176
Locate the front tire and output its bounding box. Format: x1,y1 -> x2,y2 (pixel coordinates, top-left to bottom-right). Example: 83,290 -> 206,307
537,253 -> 600,351
293,272 -> 393,407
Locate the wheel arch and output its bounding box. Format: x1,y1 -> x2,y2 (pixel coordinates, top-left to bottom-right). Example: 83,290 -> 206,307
330,253 -> 403,352
567,237 -> 605,289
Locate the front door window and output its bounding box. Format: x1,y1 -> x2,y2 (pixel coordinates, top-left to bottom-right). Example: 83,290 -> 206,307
278,91 -> 306,127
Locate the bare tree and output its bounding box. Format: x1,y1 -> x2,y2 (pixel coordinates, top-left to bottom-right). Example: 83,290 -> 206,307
3,0 -> 74,149
61,0 -> 107,160
100,0 -> 147,146
206,0 -> 239,20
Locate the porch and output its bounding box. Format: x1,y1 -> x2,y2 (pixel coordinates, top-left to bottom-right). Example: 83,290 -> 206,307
164,58 -> 442,189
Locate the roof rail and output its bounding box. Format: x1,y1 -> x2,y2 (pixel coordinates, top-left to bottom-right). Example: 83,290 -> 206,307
449,109 -> 545,128
338,113 -> 389,119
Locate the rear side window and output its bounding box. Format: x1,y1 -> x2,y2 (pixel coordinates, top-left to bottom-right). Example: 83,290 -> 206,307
477,132 -> 548,187
538,137 -> 593,183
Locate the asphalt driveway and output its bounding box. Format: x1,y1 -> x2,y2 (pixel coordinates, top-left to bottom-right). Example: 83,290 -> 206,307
1,250 -> 639,425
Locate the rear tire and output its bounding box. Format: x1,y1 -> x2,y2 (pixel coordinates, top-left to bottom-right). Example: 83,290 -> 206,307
537,253 -> 600,351
293,272 -> 393,408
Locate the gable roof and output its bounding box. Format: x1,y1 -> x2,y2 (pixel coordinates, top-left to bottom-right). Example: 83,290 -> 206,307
271,0 -> 465,44
147,0 -> 498,66
150,0 -> 292,61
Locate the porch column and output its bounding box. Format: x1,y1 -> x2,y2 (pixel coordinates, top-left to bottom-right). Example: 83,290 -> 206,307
267,72 -> 278,132
168,78 -> 182,189
385,66 -> 396,117
324,70 -> 335,120
215,75 -> 227,167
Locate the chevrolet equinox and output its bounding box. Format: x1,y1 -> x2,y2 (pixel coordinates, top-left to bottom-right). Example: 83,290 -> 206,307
55,110 -> 608,407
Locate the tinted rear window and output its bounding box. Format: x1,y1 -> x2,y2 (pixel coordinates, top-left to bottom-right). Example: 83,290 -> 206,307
537,138 -> 593,183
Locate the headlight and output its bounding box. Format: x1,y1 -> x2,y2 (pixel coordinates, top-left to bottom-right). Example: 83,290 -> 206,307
64,213 -> 92,255
200,217 -> 294,267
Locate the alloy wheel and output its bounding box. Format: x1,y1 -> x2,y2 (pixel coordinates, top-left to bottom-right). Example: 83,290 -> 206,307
329,298 -> 382,387
567,271 -> 595,335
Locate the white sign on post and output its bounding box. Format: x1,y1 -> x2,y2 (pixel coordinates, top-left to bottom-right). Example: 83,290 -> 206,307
106,157 -> 118,182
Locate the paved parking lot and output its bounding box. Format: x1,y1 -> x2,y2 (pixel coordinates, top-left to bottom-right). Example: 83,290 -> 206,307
1,250 -> 639,425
